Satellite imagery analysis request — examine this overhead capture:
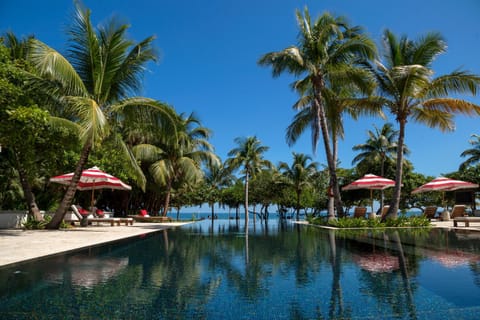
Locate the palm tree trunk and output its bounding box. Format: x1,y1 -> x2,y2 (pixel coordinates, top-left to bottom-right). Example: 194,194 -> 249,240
386,120 -> 406,220
296,190 -> 301,220
244,171 -> 249,229
313,89 -> 344,218
16,156 -> 43,221
161,179 -> 173,216
46,141 -> 92,229
380,156 -> 385,215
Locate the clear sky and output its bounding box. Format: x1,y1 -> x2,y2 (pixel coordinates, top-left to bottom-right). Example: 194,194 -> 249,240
2,0 -> 480,178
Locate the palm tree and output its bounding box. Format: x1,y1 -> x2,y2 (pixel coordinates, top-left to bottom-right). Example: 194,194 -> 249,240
258,8 -> 376,218
278,152 -> 318,220
357,30 -> 480,219
204,160 -> 234,219
459,134 -> 480,170
352,123 -> 407,210
226,136 -> 271,228
27,3 -> 176,228
133,112 -> 219,216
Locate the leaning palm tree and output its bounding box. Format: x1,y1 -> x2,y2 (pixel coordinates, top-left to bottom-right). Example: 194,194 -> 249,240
259,8 -> 376,218
28,3 -> 176,228
459,134 -> 480,170
357,30 -> 480,219
226,136 -> 271,228
352,123 -> 408,210
133,112 -> 219,216
278,152 -> 318,220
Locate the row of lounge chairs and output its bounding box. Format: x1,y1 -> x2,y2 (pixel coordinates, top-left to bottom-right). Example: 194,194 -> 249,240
65,205 -> 133,226
351,204 -> 472,221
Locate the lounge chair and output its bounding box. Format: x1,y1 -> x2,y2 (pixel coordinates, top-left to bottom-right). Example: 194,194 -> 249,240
68,205 -> 132,226
423,206 -> 438,220
380,205 -> 390,219
450,205 -> 467,219
129,215 -> 173,222
353,207 -> 367,218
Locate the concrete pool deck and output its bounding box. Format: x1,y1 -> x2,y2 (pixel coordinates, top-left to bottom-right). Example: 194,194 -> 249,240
0,221 -> 191,268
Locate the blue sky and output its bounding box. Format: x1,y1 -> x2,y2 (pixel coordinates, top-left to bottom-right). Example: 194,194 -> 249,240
2,0 -> 480,178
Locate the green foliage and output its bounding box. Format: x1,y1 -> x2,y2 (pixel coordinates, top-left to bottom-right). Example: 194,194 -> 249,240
22,214 -> 50,230
309,216 -> 430,229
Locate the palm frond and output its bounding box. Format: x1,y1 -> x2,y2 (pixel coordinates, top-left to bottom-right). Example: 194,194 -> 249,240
28,39 -> 87,96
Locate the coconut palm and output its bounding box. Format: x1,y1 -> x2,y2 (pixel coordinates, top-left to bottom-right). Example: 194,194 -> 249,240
226,136 -> 271,228
352,123 -> 401,177
459,134 -> 480,170
357,30 -> 480,219
133,112 -> 219,216
352,123 -> 408,210
278,152 -> 318,220
204,160 -> 234,219
27,3 -> 176,228
258,8 -> 376,218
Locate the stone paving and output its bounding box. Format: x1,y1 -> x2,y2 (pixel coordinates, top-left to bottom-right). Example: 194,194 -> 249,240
0,222 -> 190,268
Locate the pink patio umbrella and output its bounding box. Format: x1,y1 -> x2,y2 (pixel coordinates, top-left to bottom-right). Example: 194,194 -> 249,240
411,176 -> 478,194
342,174 -> 396,216
412,177 -> 478,214
50,166 -> 131,211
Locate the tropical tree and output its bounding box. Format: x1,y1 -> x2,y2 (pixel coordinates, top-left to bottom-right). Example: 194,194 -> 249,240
203,160 -> 234,218
27,3 -> 176,228
258,8 -> 376,218
459,134 -> 480,170
357,30 -> 480,219
352,123 -> 408,210
226,136 -> 271,227
133,112 -> 219,216
278,152 -> 318,220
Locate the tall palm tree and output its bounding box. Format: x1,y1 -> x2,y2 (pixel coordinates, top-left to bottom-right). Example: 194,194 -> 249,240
133,112 -> 219,216
204,160 -> 234,219
27,3 -> 176,228
226,136 -> 271,228
278,152 -> 318,220
352,123 -> 407,211
357,30 -> 480,219
459,134 -> 480,170
259,8 -> 376,218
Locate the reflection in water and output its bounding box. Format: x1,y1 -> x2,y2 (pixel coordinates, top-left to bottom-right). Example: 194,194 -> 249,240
44,254 -> 129,288
1,220 -> 480,319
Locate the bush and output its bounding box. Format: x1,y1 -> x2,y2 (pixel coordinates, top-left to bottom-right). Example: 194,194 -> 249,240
309,215 -> 431,229
23,215 -> 51,230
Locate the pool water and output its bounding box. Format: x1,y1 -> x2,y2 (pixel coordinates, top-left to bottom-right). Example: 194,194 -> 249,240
1,219 -> 480,319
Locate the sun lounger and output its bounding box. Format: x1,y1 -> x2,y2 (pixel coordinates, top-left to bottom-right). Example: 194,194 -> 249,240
67,205 -> 133,226
450,205 -> 467,219
129,215 -> 173,222
353,207 -> 367,218
453,216 -> 480,227
380,205 -> 390,219
423,206 -> 438,220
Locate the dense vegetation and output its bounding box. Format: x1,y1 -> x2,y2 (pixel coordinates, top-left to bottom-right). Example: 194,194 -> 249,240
1,3 -> 480,229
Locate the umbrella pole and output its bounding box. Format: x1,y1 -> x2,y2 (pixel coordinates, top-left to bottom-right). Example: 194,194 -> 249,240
370,189 -> 374,217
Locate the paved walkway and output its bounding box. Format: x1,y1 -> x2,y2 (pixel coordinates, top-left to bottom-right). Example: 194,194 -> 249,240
0,222 -> 190,268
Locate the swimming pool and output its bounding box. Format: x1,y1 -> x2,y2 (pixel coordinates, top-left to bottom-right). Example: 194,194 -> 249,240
1,219 -> 479,319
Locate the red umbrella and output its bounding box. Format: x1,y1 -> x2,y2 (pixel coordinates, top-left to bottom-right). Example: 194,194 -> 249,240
50,166 -> 131,210
342,174 -> 395,215
412,176 -> 478,194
